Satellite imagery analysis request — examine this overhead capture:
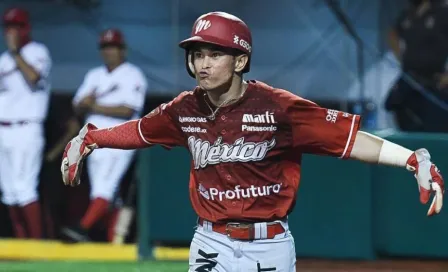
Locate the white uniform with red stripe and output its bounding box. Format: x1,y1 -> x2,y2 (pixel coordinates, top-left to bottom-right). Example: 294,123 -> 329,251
0,41 -> 51,206
73,62 -> 147,200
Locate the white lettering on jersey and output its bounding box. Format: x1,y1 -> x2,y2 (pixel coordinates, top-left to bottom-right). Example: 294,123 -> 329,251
182,126 -> 207,133
198,183 -> 210,200
242,125 -> 277,132
179,116 -> 207,123
188,136 -> 276,169
242,111 -> 276,124
326,109 -> 339,123
195,19 -> 211,34
198,183 -> 283,201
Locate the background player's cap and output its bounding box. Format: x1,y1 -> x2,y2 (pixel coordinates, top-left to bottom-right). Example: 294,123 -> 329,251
99,28 -> 125,49
179,11 -> 252,78
2,7 -> 29,27
2,7 -> 31,42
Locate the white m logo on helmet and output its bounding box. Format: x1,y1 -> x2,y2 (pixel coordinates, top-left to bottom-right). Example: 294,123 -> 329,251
104,30 -> 114,41
195,19 -> 211,34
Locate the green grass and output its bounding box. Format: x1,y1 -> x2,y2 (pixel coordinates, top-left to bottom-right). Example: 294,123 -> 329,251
0,261 -> 189,272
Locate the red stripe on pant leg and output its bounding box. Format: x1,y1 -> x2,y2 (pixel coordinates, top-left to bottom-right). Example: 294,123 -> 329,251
80,198 -> 109,230
8,205 -> 27,238
21,201 -> 42,239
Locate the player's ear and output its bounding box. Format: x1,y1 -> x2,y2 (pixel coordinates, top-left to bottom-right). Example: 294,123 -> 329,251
189,51 -> 198,75
234,54 -> 249,73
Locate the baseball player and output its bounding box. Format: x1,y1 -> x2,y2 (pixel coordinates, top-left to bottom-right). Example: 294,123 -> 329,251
60,12 -> 444,271
0,7 -> 52,239
50,28 -> 147,242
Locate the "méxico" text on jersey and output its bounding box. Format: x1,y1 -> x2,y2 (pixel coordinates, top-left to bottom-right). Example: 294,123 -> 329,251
188,136 -> 276,169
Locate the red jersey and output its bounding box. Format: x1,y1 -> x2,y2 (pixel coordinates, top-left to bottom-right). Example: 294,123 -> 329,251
139,80 -> 361,223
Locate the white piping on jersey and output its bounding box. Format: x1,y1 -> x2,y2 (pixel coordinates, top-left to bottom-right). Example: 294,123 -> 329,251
137,119 -> 152,145
340,115 -> 357,159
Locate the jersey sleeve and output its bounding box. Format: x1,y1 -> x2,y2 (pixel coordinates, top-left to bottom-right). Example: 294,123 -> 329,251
138,98 -> 185,149
28,45 -> 51,78
121,70 -> 148,112
72,70 -> 96,105
286,97 -> 361,159
27,45 -> 52,90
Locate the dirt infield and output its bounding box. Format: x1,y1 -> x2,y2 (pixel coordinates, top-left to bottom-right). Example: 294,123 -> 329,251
296,259 -> 448,272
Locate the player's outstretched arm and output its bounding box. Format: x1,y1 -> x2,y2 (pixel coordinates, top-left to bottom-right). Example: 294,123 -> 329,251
61,102 -> 184,187
350,131 -> 444,216
60,119 -> 148,186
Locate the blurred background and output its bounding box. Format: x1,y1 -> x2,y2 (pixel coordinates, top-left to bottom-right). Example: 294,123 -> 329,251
0,0 -> 447,271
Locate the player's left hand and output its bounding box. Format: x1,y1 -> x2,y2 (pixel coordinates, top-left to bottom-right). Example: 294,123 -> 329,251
406,148 -> 445,216
61,123 -> 98,187
5,28 -> 20,53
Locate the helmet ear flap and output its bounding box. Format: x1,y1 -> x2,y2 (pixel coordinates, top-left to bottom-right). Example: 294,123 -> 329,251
185,50 -> 195,78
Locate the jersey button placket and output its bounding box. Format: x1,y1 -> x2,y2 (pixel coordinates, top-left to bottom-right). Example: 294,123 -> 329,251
226,174 -> 237,206
220,115 -> 227,135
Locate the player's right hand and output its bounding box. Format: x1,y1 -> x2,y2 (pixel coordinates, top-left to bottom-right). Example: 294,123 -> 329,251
406,148 -> 445,216
61,123 -> 98,187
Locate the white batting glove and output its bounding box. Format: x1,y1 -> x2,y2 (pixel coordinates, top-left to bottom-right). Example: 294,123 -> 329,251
406,148 -> 445,216
61,123 -> 98,187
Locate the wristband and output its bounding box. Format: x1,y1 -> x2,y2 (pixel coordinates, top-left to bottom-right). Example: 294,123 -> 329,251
378,140 -> 414,168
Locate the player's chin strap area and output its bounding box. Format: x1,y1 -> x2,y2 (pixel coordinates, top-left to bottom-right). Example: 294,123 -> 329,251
198,218 -> 287,241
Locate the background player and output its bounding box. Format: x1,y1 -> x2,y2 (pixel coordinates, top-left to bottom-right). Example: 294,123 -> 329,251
60,12 -> 444,271
0,7 -> 52,239
47,28 -> 147,242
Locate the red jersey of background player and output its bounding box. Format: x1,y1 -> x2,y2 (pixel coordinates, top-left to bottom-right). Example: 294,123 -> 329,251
138,80 -> 361,223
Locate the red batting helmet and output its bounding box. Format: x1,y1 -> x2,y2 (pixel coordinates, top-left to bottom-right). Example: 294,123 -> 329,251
3,7 -> 30,41
99,28 -> 125,49
179,11 -> 252,78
